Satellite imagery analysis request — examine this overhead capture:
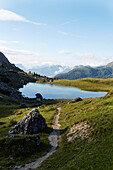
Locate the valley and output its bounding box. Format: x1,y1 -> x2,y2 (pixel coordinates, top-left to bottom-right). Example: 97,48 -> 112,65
0,52 -> 113,170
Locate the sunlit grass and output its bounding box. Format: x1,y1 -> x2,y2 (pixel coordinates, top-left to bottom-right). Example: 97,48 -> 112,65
48,78 -> 113,92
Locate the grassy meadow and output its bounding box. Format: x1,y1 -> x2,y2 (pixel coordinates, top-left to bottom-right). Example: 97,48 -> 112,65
39,92 -> 113,170
48,78 -> 113,92
0,78 -> 113,169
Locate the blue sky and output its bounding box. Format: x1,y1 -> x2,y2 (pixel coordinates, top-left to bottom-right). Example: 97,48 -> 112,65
0,0 -> 113,68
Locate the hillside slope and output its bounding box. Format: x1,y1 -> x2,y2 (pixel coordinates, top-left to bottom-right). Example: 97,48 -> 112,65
40,92 -> 113,170
0,52 -> 35,97
55,62 -> 113,80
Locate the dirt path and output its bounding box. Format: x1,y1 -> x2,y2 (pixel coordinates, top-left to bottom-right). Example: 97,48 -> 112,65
20,107 -> 61,170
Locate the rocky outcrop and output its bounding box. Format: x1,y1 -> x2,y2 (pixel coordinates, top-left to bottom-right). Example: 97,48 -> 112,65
8,109 -> 47,135
71,97 -> 82,103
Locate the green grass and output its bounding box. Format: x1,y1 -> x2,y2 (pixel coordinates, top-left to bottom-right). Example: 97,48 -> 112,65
48,78 -> 113,92
0,93 -> 70,169
39,94 -> 113,170
0,134 -> 51,170
0,93 -> 63,168
1,78 -> 113,169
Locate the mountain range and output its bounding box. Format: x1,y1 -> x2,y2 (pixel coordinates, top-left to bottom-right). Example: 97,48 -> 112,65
16,64 -> 84,77
55,62 -> 113,80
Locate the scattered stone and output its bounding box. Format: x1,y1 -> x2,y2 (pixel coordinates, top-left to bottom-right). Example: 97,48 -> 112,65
8,109 -> 47,135
71,97 -> 82,103
67,121 -> 90,142
13,165 -> 22,170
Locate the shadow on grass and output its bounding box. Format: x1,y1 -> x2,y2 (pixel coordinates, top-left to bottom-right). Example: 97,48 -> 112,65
0,122 -> 5,125
51,127 -> 68,136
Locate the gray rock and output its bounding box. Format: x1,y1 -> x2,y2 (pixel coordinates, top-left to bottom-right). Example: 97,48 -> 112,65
71,97 -> 82,103
8,109 -> 47,135
13,165 -> 22,170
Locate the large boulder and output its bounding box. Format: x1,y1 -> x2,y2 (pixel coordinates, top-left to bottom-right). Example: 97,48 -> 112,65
71,97 -> 82,103
8,109 -> 47,135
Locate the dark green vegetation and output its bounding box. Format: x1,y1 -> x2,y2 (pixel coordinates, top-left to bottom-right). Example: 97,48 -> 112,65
39,91 -> 113,170
55,61 -> 113,80
0,134 -> 51,169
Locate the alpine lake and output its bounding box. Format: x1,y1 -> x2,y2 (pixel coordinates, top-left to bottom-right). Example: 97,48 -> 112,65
19,83 -> 107,99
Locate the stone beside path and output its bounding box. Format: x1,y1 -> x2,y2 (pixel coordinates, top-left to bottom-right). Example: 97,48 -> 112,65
17,107 -> 62,170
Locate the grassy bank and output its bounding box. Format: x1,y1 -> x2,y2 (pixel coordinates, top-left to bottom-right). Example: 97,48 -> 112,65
39,92 -> 113,170
48,78 -> 113,92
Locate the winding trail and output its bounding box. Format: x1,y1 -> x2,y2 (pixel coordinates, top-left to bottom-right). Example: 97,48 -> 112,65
20,107 -> 61,170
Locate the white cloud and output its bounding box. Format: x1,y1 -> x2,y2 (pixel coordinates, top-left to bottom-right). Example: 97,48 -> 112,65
58,31 -> 68,36
0,9 -> 47,26
58,50 -> 71,55
75,53 -> 111,66
77,53 -> 94,59
55,67 -> 64,75
58,30 -> 86,39
60,21 -> 70,26
0,46 -> 42,68
60,19 -> 77,26
0,40 -> 19,44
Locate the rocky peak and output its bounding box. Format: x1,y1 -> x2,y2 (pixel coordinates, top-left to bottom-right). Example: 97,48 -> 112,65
0,52 -> 10,65
0,51 -> 22,72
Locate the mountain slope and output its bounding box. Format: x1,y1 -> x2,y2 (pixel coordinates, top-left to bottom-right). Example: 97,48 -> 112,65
0,52 -> 22,73
28,65 -> 72,77
55,62 -> 113,80
0,52 -> 35,97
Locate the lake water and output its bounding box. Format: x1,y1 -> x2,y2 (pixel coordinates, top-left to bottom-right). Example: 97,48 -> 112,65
19,83 -> 107,99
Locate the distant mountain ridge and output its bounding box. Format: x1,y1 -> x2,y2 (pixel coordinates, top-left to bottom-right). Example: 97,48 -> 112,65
55,62 -> 113,80
27,65 -> 72,77
15,64 -> 84,77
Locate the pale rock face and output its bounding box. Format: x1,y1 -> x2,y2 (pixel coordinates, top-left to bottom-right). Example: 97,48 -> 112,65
8,109 -> 47,135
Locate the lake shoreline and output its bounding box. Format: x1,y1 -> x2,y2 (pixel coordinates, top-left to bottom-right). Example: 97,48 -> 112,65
19,82 -> 107,99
